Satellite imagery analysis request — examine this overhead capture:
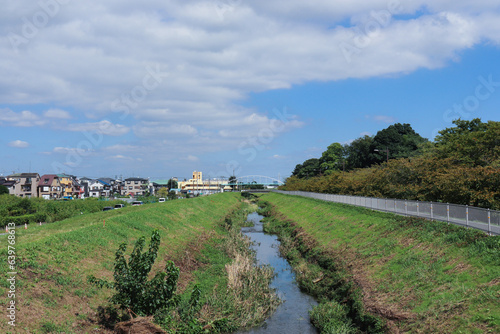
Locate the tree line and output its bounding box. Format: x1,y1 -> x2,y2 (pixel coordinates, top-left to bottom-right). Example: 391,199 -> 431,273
284,119 -> 500,209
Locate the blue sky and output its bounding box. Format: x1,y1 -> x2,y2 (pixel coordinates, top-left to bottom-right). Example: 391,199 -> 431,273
1,1 -> 499,181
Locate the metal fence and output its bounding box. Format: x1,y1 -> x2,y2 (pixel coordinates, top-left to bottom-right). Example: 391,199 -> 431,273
273,190 -> 500,236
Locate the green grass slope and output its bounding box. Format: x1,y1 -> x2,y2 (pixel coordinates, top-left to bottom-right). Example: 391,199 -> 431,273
261,192 -> 500,333
0,193 -> 240,333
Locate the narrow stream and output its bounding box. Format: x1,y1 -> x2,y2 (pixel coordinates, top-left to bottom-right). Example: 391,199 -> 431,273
238,212 -> 318,334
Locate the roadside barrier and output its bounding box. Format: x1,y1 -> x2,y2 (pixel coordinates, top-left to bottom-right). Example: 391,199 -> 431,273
273,190 -> 499,236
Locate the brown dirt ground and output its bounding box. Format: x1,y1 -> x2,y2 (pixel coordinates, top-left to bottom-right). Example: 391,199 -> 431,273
115,316 -> 166,334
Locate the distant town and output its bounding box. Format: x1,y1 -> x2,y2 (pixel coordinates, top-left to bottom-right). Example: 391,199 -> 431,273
0,171 -> 280,199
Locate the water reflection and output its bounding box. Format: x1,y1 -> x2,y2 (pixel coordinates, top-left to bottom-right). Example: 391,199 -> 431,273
238,212 -> 318,334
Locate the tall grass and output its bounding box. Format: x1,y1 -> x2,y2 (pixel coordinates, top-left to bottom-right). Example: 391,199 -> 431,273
183,204 -> 280,332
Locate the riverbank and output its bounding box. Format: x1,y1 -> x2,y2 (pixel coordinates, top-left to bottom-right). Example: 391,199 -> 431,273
259,192 -> 500,333
0,193 -> 279,333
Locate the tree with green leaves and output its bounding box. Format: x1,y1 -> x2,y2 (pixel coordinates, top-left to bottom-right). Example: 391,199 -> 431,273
167,179 -> 178,190
0,185 -> 9,195
228,175 -> 237,190
434,118 -> 500,167
345,135 -> 374,170
167,190 -> 177,200
319,143 -> 345,174
157,187 -> 169,198
370,123 -> 427,165
88,230 -> 184,316
291,158 -> 321,179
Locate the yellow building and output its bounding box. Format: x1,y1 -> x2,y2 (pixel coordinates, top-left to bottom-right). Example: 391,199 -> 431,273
178,171 -> 232,193
57,174 -> 75,197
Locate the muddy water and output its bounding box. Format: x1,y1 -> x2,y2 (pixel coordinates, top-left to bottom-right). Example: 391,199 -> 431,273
238,212 -> 318,334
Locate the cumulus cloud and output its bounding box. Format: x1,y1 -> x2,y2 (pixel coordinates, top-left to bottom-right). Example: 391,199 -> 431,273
8,140 -> 29,148
184,155 -> 199,162
106,155 -> 137,161
366,115 -> 397,123
51,146 -> 93,155
0,108 -> 46,127
134,123 -> 198,138
1,0 -> 499,168
44,108 -> 72,119
66,120 -> 130,136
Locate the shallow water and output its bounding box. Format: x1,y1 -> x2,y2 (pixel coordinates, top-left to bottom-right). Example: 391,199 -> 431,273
237,212 -> 318,334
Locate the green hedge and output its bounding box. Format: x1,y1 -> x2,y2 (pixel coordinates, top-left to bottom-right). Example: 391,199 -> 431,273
0,195 -> 127,228
0,212 -> 48,227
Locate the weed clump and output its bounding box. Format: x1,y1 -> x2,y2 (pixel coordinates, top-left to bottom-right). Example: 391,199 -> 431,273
310,300 -> 356,334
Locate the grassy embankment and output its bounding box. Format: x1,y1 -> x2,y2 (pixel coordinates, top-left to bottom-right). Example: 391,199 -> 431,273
259,192 -> 499,333
0,193 -> 279,333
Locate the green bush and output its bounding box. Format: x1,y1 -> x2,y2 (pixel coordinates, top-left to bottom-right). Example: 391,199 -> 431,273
0,195 -> 127,227
88,230 -> 202,331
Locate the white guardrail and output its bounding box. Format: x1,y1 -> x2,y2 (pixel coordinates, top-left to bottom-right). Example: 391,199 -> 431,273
273,190 -> 500,236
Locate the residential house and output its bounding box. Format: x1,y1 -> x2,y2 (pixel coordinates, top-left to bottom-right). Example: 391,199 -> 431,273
0,177 -> 16,194
57,174 -> 78,198
7,173 -> 40,198
98,177 -> 122,197
86,179 -> 108,198
78,177 -> 92,198
152,180 -> 169,194
121,177 -> 149,197
38,174 -> 63,199
72,178 -> 85,199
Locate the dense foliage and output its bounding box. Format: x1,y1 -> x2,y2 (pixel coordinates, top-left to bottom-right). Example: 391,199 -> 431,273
0,195 -> 126,227
292,122 -> 427,177
285,119 -> 500,209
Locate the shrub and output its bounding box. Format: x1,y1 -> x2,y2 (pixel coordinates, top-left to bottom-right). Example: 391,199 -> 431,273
88,230 -> 181,316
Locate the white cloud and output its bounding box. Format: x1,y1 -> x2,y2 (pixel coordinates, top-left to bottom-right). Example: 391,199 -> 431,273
103,144 -> 141,152
366,115 -> 397,123
44,108 -> 72,119
8,140 -> 29,148
66,120 -> 130,136
184,155 -> 199,162
51,146 -> 94,155
134,123 -> 198,138
1,1 -> 499,170
106,155 -> 136,161
0,108 -> 46,127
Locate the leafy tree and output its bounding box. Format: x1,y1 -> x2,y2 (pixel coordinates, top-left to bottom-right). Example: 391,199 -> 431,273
319,143 -> 345,174
291,158 -> 321,179
88,230 -> 183,316
345,135 -> 374,170
167,179 -> 178,190
434,118 -> 500,167
228,176 -> 237,190
157,187 -> 169,198
370,123 -> 427,165
167,190 -> 177,200
0,185 -> 9,195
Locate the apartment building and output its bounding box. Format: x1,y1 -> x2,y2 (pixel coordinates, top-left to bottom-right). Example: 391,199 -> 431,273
7,173 -> 40,198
